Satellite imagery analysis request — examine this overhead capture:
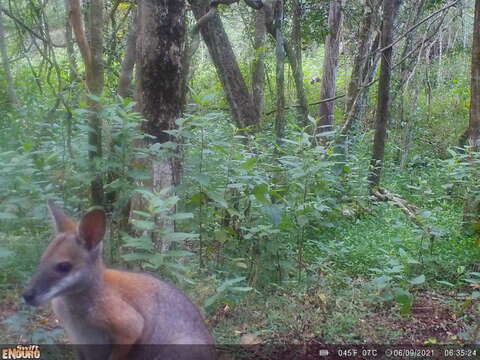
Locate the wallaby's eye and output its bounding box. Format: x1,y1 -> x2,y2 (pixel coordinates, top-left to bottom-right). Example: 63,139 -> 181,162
55,262 -> 72,273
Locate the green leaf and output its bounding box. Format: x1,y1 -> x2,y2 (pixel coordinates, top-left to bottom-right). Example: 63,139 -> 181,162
22,143 -> 33,151
206,191 -> 228,208
132,220 -> 155,231
436,280 -> 455,287
372,275 -> 391,289
204,293 -> 221,309
190,192 -> 206,205
218,277 -> 246,292
171,212 -> 194,220
394,288 -> 413,316
472,291 -> 480,299
240,157 -> 257,171
297,215 -> 308,227
192,174 -> 210,186
86,93 -> 101,102
230,286 -> 253,292
165,250 -> 194,257
252,184 -> 270,204
163,232 -> 199,242
409,274 -> 426,285
0,212 -> 17,220
121,253 -> 151,262
215,230 -> 229,243
0,247 -> 14,259
122,236 -> 154,251
261,204 -> 282,226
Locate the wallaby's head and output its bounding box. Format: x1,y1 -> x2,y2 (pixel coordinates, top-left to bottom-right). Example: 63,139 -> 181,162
23,202 -> 106,306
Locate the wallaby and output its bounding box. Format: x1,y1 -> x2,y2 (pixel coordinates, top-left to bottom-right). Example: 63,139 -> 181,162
23,202 -> 215,360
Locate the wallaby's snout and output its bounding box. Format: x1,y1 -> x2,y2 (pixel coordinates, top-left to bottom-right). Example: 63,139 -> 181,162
23,202 -> 92,308
22,288 -> 37,306
23,271 -> 47,307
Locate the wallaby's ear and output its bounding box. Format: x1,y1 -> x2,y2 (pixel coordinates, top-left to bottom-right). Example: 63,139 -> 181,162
78,208 -> 106,250
47,200 -> 77,234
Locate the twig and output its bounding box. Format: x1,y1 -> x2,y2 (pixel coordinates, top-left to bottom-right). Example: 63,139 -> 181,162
377,0 -> 459,53
265,94 -> 345,116
0,6 -> 64,47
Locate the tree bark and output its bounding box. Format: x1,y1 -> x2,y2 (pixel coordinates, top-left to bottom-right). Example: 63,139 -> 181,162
64,0 -> 77,82
368,0 -> 398,191
69,0 -> 104,206
289,0 -> 309,126
87,0 -> 105,206
317,0 -> 343,133
343,0 -> 378,134
118,10 -> 137,98
0,6 -> 18,107
189,0 -> 259,129
468,0 -> 480,152
464,0 -> 480,227
136,0 -> 185,146
135,0 -> 186,251
252,8 -> 266,116
274,0 -> 285,144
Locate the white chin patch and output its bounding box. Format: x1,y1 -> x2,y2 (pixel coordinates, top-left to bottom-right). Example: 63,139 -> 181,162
37,272 -> 82,304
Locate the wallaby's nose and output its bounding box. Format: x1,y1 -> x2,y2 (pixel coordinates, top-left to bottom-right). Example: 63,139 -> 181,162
23,289 -> 36,305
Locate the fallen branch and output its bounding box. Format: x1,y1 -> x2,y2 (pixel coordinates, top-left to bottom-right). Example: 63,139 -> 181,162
371,187 -> 438,241
372,188 -> 419,219
265,94 -> 346,116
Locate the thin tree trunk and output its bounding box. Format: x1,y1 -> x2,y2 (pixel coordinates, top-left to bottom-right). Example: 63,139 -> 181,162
87,0 -> 105,206
64,0 -> 77,82
468,0 -> 480,151
464,0 -> 480,227
118,10 -> 137,98
318,0 -> 343,133
368,0 -> 398,191
289,0 -> 309,126
0,7 -> 18,107
252,8 -> 266,116
69,0 -> 104,205
64,0 -> 76,159
343,0 -> 377,134
135,0 -> 186,251
189,0 -> 259,129
274,0 -> 285,144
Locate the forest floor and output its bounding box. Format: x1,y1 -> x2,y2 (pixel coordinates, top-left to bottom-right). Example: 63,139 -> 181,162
1,203 -> 477,345
0,285 -> 473,345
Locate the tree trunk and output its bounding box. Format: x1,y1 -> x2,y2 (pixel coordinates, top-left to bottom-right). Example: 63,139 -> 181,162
252,8 -> 266,116
317,0 -> 343,133
87,0 -> 105,206
189,0 -> 259,129
274,0 -> 285,144
69,0 -> 105,205
468,0 -> 480,152
343,0 -> 378,134
135,0 -> 186,251
464,0 -> 480,227
368,0 -> 398,191
0,7 -> 18,107
394,0 -> 426,168
64,0 -> 77,83
118,10 -> 137,98
289,0 -> 309,126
